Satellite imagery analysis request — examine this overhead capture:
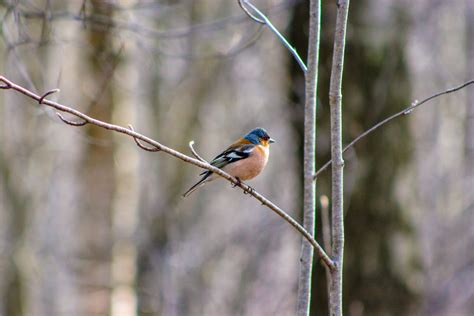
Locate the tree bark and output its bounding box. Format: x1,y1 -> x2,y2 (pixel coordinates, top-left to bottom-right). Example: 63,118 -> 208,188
297,1 -> 321,315
328,1 -> 350,315
465,0 -> 474,201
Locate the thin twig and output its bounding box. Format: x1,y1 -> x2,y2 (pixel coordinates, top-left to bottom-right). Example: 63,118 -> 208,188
238,0 -> 308,73
238,0 -> 265,24
314,79 -> 474,180
0,75 -> 335,270
0,81 -> 11,89
41,89 -> 88,126
16,4 -> 272,40
39,88 -> 59,104
128,124 -> 160,152
188,141 -> 207,163
56,112 -> 88,126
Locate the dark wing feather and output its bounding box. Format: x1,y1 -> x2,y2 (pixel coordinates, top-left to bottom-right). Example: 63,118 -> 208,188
199,143 -> 255,176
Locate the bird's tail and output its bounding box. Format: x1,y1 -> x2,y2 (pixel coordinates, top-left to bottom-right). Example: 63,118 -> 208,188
182,174 -> 211,197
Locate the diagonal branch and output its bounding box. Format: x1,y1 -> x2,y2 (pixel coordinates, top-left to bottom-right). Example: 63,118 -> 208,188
238,0 -> 308,73
314,79 -> 474,180
0,75 -> 335,270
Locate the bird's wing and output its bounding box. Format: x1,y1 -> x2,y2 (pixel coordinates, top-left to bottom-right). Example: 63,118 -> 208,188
212,143 -> 255,166
199,143 -> 255,175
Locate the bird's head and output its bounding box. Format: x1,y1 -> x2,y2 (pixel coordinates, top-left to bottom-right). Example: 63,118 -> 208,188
244,127 -> 275,146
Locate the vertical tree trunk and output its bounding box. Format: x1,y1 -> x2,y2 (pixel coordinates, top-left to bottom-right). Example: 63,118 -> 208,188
110,44 -> 140,316
78,1 -> 116,314
328,1 -> 350,315
465,0 -> 474,200
297,1 -> 321,315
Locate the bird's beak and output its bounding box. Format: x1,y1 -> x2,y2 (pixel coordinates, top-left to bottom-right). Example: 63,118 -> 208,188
269,138 -> 276,144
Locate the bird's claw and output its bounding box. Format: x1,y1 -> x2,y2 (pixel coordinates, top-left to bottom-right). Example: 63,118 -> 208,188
230,178 -> 253,195
232,177 -> 242,188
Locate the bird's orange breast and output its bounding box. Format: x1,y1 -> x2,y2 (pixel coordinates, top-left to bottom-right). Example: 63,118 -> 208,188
222,145 -> 269,181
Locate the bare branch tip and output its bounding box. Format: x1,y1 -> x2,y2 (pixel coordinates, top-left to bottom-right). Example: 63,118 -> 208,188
127,124 -> 160,152
0,77 -> 11,89
188,140 -> 207,162
238,0 -> 266,24
39,88 -> 60,104
56,112 -> 88,126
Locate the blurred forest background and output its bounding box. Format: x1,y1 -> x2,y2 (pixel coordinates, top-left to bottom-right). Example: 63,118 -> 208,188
0,0 -> 473,315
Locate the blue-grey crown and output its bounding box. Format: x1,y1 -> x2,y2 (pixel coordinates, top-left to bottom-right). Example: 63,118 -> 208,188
244,127 -> 270,145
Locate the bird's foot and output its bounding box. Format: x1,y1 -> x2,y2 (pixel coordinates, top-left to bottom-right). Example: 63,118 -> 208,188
231,177 -> 242,188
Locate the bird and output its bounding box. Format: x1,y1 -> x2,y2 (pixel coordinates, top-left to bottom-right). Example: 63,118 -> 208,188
183,127 -> 275,197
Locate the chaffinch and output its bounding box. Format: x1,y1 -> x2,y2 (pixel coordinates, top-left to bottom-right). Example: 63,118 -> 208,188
183,127 -> 275,197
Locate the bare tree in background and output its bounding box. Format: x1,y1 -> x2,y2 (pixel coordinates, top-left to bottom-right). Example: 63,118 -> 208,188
466,0 -> 474,198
